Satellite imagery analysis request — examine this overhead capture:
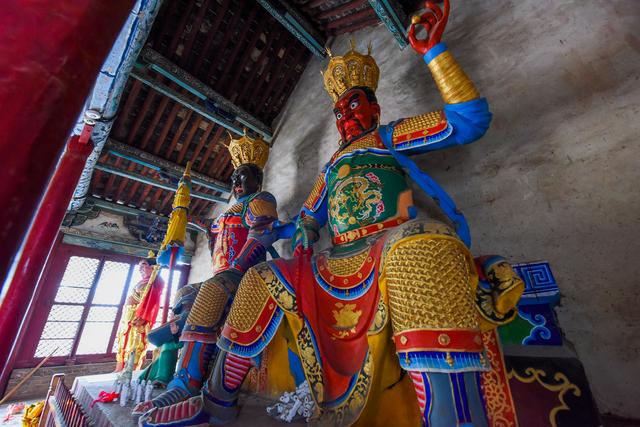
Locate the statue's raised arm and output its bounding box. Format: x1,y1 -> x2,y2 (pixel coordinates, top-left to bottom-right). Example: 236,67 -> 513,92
391,0 -> 491,154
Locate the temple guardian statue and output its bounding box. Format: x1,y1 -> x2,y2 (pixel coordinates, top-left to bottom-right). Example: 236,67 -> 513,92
115,253 -> 165,377
140,1 -> 524,426
134,132 -> 282,420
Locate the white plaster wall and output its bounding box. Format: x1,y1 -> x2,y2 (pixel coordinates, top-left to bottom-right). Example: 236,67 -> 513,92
186,203 -> 228,283
258,0 -> 640,418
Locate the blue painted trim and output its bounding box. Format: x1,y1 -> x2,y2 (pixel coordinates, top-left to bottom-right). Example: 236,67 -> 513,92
378,124 -> 471,247
423,372 -> 433,426
513,261 -> 559,305
217,308 -> 284,358
284,13 -> 325,53
398,351 -> 484,372
312,259 -> 375,300
150,63 -> 207,100
450,373 -> 465,423
394,123 -> 453,151
368,0 -> 408,49
109,150 -> 160,171
423,43 -> 448,65
256,0 -> 325,58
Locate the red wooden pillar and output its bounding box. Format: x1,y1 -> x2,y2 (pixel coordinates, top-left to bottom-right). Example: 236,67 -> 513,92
0,135 -> 94,395
0,1 -> 135,395
0,1 -> 134,297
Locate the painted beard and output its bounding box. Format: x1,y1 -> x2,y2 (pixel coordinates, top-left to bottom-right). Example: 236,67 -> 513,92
340,117 -> 377,145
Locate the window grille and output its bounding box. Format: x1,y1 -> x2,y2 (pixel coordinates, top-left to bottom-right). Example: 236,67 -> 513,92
31,250 -> 189,364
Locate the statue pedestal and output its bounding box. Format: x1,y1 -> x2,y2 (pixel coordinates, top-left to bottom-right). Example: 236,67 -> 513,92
70,372 -> 305,426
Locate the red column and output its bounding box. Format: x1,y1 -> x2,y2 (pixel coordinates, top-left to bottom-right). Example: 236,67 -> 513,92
0,135 -> 94,395
0,1 -> 134,297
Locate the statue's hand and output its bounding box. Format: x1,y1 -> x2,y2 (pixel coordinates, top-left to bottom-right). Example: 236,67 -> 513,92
408,0 -> 450,55
291,214 -> 319,254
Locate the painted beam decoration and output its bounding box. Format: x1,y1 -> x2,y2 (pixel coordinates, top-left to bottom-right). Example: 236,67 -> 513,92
130,71 -> 248,139
139,48 -> 273,141
106,138 -> 231,194
257,0 -> 327,58
69,0 -> 164,211
368,0 -> 409,48
93,162 -> 228,204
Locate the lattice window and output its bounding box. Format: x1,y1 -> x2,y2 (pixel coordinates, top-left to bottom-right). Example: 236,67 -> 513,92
35,257 -> 99,357
35,258 -> 134,359
32,250 -> 189,363
75,260 -> 131,355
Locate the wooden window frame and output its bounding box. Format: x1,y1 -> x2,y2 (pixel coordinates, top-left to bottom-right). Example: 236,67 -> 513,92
14,242 -> 189,369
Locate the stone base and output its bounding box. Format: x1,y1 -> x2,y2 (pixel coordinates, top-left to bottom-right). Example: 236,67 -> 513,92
71,373 -> 304,426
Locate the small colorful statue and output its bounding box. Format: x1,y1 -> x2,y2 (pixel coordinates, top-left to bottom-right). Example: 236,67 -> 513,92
138,282 -> 200,387
135,131 -> 282,422
114,252 -> 165,375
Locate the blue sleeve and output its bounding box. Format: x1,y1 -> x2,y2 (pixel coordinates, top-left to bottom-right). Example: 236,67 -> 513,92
300,195 -> 328,228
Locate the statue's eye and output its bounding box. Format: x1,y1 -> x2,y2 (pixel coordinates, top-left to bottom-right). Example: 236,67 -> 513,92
336,112 -> 343,119
350,100 -> 359,110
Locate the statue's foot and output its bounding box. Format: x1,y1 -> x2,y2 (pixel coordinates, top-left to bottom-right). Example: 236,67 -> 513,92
138,396 -> 226,427
132,387 -> 191,418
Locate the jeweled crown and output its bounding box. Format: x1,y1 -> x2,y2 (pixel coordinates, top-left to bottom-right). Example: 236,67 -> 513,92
322,40 -> 380,102
226,129 -> 270,170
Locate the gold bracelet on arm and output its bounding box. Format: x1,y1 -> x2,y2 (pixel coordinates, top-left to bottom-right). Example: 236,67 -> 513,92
428,50 -> 480,104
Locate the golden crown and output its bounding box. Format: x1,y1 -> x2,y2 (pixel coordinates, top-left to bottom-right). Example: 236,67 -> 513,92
226,129 -> 270,170
322,40 -> 380,102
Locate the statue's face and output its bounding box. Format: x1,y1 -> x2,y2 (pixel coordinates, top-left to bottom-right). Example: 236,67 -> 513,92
139,260 -> 153,276
231,164 -> 261,199
334,88 -> 380,144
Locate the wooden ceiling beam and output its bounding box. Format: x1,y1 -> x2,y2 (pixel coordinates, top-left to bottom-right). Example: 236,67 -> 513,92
113,80 -> 143,139
127,80 -> 159,144
204,3 -> 245,88
305,0 -> 328,9
264,46 -> 307,118
140,94 -> 170,151
168,1 -> 196,57
147,187 -> 165,213
331,15 -> 380,35
222,16 -> 269,100
317,0 -> 368,20
179,0 -> 211,68
241,28 -> 288,110
131,70 -> 252,140
164,109 -> 193,160
153,102 -> 181,155
106,138 -> 231,193
189,122 -> 214,169
197,127 -> 224,172
257,0 -> 326,57
192,0 -> 231,75
94,162 -> 228,204
236,22 -> 279,105
214,7 -> 260,95
177,116 -> 203,164
325,7 -> 376,29
367,0 -> 408,48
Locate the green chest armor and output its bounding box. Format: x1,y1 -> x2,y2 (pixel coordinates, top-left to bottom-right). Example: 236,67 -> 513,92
326,135 -> 413,245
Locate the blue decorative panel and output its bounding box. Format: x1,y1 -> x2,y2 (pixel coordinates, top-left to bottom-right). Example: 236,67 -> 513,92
517,304 -> 563,346
513,261 -> 559,305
